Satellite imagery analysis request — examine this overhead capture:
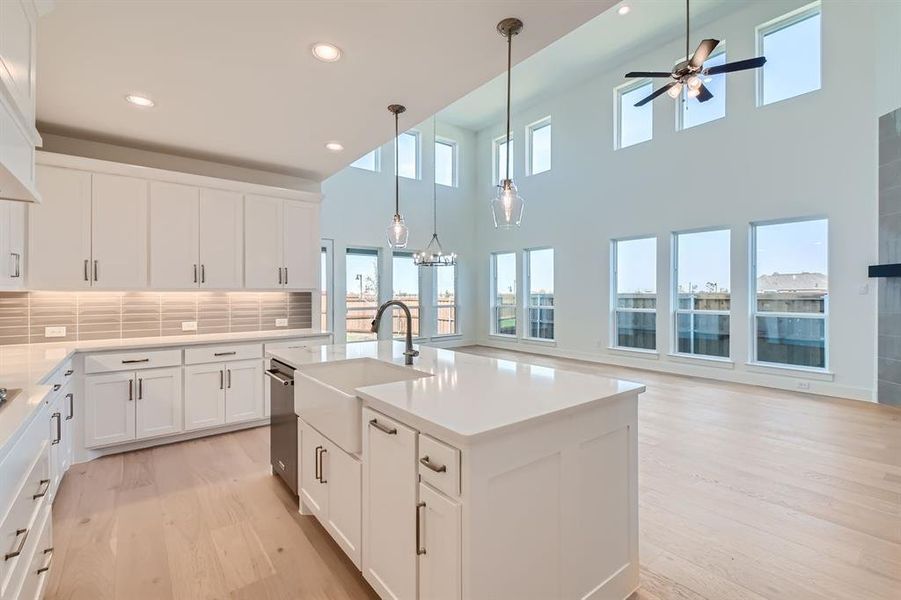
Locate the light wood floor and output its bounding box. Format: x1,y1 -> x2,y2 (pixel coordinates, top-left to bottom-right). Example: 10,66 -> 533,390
46,346 -> 901,600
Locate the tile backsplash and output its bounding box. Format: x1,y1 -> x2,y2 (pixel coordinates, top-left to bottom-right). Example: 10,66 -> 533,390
0,291 -> 313,346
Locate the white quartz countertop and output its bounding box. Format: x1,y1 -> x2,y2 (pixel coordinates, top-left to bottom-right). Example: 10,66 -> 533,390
0,329 -> 329,457
268,341 -> 645,445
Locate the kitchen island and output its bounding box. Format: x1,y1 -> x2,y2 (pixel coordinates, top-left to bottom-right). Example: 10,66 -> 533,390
268,341 -> 644,600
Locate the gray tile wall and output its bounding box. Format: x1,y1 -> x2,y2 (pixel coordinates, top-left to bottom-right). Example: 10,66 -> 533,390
878,108 -> 901,406
0,291 -> 312,346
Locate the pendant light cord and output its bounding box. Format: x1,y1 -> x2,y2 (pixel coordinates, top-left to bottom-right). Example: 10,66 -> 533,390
685,0 -> 690,61
394,110 -> 400,218
505,28 -> 512,182
432,117 -> 438,236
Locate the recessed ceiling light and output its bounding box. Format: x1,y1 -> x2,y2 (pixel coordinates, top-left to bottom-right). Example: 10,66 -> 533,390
311,43 -> 342,62
617,5 -> 631,15
125,94 -> 155,108
325,142 -> 344,152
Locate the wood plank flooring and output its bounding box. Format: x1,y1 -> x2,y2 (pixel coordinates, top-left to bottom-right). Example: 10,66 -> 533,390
46,345 -> 901,600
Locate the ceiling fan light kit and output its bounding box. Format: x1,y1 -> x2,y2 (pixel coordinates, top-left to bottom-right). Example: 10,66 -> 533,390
490,17 -> 525,229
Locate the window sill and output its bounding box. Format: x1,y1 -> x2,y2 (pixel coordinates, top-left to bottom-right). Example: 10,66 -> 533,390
607,346 -> 659,360
667,353 -> 734,369
745,361 -> 834,381
488,333 -> 518,342
431,333 -> 463,341
522,337 -> 557,347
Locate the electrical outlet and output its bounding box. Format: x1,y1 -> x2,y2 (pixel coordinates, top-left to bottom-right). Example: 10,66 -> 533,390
797,381 -> 811,390
45,326 -> 66,338
182,321 -> 198,331
275,318 -> 288,327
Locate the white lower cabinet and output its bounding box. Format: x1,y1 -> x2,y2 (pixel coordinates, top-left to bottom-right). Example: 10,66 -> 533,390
224,360 -> 263,424
135,368 -> 183,439
185,359 -> 263,430
418,483 -> 461,600
300,420 -> 362,568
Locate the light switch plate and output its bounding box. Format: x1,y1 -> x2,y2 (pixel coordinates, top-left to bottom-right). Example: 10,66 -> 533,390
45,326 -> 66,338
275,318 -> 288,327
182,321 -> 198,331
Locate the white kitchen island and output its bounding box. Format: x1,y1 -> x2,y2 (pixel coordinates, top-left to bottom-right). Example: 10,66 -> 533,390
267,341 -> 644,600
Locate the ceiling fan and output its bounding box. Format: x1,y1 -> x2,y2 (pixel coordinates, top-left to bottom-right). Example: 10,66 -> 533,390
624,0 -> 766,107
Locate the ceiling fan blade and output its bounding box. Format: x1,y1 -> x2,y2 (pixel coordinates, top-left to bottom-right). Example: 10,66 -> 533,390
688,39 -> 720,68
634,82 -> 676,107
703,56 -> 767,75
624,71 -> 673,78
695,83 -> 714,103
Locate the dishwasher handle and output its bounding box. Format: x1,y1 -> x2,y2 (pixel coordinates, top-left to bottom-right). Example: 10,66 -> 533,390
265,369 -> 294,386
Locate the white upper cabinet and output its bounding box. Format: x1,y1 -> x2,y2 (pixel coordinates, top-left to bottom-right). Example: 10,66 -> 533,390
245,194 -> 319,290
283,200 -> 318,290
0,199 -> 25,288
199,188 -> 243,289
91,173 -> 148,289
149,181 -> 199,289
29,165 -> 92,289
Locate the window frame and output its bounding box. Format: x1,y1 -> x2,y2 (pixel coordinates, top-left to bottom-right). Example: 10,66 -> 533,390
490,251 -> 518,338
610,236 -> 658,352
675,45 -> 727,132
493,135 -> 514,186
523,247 -> 555,342
345,246 -> 382,343
320,239 -> 334,333
434,136 -> 458,188
755,1 -> 822,107
671,227 -> 732,360
432,264 -> 459,337
397,130 -> 421,180
614,79 -> 654,150
349,149 -> 381,172
749,216 -> 829,371
391,250 -> 423,339
526,117 -> 552,176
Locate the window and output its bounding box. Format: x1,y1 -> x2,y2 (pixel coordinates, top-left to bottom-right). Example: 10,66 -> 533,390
674,230 -> 730,358
398,131 -> 420,179
616,81 -> 653,149
392,252 -> 420,338
752,218 -> 828,369
345,248 -> 380,342
679,51 -> 727,130
613,237 -> 657,350
320,243 -> 333,332
491,252 -> 517,336
758,3 -> 821,106
528,118 -> 551,175
494,136 -> 513,185
435,139 -> 457,187
525,248 -> 554,340
434,266 -> 458,336
350,149 -> 379,172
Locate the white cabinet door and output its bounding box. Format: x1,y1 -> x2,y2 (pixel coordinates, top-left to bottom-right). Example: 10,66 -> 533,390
48,396 -> 63,502
91,173 -> 148,289
419,483 -> 462,600
60,389 -> 74,474
0,200 -> 25,288
283,201 -> 318,290
324,439 -> 362,568
299,422 -> 327,519
135,366 -> 183,440
149,181 -> 199,289
363,408 -> 418,600
224,359 -> 263,423
184,363 -> 226,431
244,194 -> 283,289
29,165 -> 92,289
84,371 -> 136,447
199,188 -> 243,289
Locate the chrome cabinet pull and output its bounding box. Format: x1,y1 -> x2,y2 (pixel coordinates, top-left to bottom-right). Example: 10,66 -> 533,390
201,264 -> 205,284
419,456 -> 447,473
121,358 -> 150,364
319,447 -> 327,484
193,264 -> 198,283
4,529 -> 28,560
93,259 -> 98,282
52,412 -> 61,445
84,259 -> 89,281
66,393 -> 74,420
416,502 -> 426,556
213,351 -> 236,357
219,370 -> 224,390
128,379 -> 133,401
36,547 -> 53,574
369,418 -> 397,435
138,378 -> 143,400
10,253 -> 20,277
314,445 -> 322,482
226,369 -> 231,389
33,479 -> 50,500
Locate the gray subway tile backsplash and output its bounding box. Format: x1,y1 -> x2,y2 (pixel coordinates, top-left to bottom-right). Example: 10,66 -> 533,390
0,291 -> 313,346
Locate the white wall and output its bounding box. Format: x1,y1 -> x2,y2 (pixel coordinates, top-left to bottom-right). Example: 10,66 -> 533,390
468,0 -> 893,401
321,119 -> 478,345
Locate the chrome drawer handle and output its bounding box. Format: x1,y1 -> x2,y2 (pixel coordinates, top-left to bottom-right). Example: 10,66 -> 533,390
33,478 -> 50,500
416,502 -> 426,556
36,546 -> 53,574
4,529 -> 28,560
121,358 -> 150,364
419,456 -> 447,473
369,419 -> 397,435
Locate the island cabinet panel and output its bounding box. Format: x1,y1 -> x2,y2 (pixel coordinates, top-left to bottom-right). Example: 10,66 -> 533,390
362,408 -> 418,600
134,367 -> 183,440
84,372 -> 136,447
418,482 -> 462,600
184,363 -> 226,430
149,181 -> 199,289
90,173 -> 148,289
323,438 -> 361,568
300,421 -> 327,517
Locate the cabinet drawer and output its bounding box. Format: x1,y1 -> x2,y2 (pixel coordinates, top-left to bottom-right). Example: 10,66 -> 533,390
84,348 -> 181,374
418,434 -> 461,497
0,405 -> 50,513
184,343 -> 262,365
0,442 -> 49,597
14,505 -> 51,600
264,336 -> 331,353
42,361 -> 73,393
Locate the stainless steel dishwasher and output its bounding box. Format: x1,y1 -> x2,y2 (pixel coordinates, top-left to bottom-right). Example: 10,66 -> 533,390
267,359 -> 297,494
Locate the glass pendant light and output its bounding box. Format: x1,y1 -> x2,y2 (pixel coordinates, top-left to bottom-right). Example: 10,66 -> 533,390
386,104 -> 409,248
415,117 -> 457,267
491,17 -> 524,229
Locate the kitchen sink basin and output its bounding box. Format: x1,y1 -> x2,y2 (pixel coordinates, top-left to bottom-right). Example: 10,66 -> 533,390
294,358 -> 431,453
